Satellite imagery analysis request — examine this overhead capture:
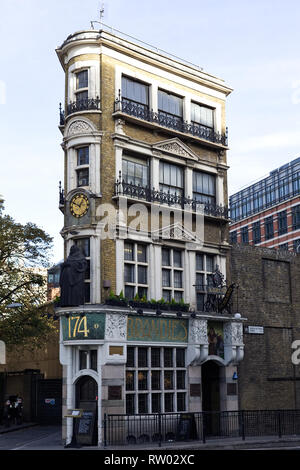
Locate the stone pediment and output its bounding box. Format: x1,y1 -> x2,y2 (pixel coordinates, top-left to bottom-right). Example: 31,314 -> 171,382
152,138 -> 199,162
151,222 -> 202,244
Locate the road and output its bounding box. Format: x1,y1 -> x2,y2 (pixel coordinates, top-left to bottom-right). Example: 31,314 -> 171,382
0,425 -> 62,450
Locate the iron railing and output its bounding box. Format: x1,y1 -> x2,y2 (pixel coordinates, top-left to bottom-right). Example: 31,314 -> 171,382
103,410 -> 300,447
59,181 -> 65,207
115,178 -> 229,219
59,97 -> 100,124
114,97 -> 228,147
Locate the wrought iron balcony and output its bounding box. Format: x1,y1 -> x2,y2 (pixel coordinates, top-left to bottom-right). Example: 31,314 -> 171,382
59,97 -> 100,124
114,178 -> 229,219
67,96 -> 100,116
114,97 -> 228,147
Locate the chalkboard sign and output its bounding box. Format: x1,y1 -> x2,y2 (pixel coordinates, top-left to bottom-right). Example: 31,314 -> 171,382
176,413 -> 198,441
75,410 -> 96,445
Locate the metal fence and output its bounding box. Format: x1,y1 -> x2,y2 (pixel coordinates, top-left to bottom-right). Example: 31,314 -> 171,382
103,410 -> 300,447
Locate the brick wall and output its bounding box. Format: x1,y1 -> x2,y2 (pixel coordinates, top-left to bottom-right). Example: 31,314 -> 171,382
230,244 -> 300,410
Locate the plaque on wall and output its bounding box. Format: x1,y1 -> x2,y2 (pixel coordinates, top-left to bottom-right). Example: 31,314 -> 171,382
190,384 -> 201,397
108,386 -> 122,400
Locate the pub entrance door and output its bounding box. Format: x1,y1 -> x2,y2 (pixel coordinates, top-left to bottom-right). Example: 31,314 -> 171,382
75,376 -> 98,445
201,361 -> 221,436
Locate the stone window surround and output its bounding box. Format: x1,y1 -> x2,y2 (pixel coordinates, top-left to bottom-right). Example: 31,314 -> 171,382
68,60 -> 100,103
125,346 -> 188,414
114,139 -> 224,206
116,237 -> 226,307
64,117 -> 102,196
114,65 -> 222,133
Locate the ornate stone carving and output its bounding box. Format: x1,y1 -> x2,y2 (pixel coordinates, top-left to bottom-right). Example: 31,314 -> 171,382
159,142 -> 191,158
224,322 -> 243,346
67,120 -> 93,136
189,318 -> 208,344
105,313 -> 127,340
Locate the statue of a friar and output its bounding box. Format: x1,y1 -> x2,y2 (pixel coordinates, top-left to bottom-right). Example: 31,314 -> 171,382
59,245 -> 87,307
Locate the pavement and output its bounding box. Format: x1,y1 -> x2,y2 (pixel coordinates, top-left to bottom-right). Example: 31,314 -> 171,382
1,424 -> 300,451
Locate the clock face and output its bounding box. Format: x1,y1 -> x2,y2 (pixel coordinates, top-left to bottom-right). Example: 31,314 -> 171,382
70,193 -> 89,218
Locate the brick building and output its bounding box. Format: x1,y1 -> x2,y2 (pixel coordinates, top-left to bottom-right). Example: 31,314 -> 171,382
56,26 -> 245,446
230,244 -> 300,410
229,157 -> 300,251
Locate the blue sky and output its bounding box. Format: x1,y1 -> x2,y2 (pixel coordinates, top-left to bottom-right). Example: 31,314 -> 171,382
1,0 -> 300,262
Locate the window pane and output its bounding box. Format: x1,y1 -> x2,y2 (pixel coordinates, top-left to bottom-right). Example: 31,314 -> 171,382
197,293 -> 205,311
196,253 -> 204,271
124,264 -> 135,283
174,271 -> 182,288
206,255 -> 214,272
152,394 -> 161,413
138,371 -> 148,390
126,347 -> 135,367
164,371 -> 173,390
77,168 -> 89,187
162,290 -> 171,302
138,348 -> 148,367
84,282 -> 90,303
122,76 -> 149,105
77,70 -> 88,89
173,250 -> 182,267
162,269 -> 171,287
191,102 -> 214,128
176,349 -> 185,367
77,147 -> 89,166
138,265 -> 147,284
125,285 -> 135,300
164,393 -> 174,412
162,248 -> 171,266
196,273 -> 204,289
158,90 -> 182,117
90,350 -> 97,371
126,371 -> 135,391
151,371 -> 160,390
126,394 -> 135,415
137,244 -> 147,262
124,243 -> 134,261
164,348 -> 173,367
176,371 -> 185,389
177,392 -> 186,412
138,394 -> 148,413
151,348 -> 161,367
79,350 -> 88,370
137,287 -> 148,299
174,291 -> 183,303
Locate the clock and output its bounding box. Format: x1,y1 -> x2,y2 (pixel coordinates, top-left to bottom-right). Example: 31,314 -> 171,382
69,193 -> 89,218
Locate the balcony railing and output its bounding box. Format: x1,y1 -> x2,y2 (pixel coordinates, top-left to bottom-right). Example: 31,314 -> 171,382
114,178 -> 229,219
114,97 -> 228,146
59,181 -> 65,207
59,97 -> 100,124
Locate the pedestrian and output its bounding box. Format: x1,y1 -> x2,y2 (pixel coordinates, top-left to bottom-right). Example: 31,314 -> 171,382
3,400 -> 12,428
15,397 -> 23,425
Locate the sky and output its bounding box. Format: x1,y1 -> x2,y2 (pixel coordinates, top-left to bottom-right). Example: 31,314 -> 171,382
1,0 -> 300,263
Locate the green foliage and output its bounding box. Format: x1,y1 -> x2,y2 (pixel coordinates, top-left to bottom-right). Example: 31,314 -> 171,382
0,207 -> 54,348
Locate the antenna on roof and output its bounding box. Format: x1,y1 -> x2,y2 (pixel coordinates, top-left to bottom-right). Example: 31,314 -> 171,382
91,2 -> 105,29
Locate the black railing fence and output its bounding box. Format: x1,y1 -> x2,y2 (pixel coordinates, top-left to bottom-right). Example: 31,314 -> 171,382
114,97 -> 228,147
104,410 -> 300,447
115,178 -> 229,219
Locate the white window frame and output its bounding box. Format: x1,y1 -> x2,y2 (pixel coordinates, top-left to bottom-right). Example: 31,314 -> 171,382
125,346 -> 187,414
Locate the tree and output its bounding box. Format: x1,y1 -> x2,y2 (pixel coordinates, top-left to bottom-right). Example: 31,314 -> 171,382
0,201 -> 56,348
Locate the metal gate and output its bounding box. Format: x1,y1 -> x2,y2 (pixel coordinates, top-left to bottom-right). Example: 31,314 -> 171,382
37,379 -> 62,425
